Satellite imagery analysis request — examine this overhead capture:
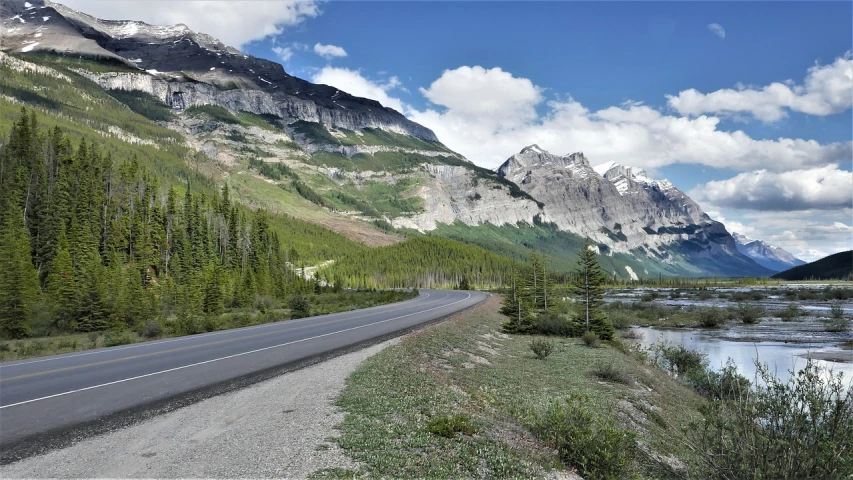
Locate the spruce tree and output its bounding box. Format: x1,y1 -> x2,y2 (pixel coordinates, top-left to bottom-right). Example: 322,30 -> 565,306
0,200 -> 40,338
500,269 -> 534,333
46,226 -> 77,329
571,240 -> 613,339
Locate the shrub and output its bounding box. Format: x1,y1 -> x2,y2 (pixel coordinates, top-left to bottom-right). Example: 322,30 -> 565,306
653,343 -> 706,375
582,331 -> 600,348
830,302 -> 845,320
103,330 -> 134,347
533,395 -> 637,480
690,360 -> 853,479
697,290 -> 713,300
427,414 -> 477,438
686,362 -> 751,400
593,361 -> 632,384
735,303 -> 765,324
288,295 -> 311,319
824,318 -> 850,333
0,343 -> 11,352
530,339 -> 554,360
778,304 -> 801,322
535,312 -> 575,336
141,320 -> 162,338
605,309 -> 634,330
698,307 -> 726,328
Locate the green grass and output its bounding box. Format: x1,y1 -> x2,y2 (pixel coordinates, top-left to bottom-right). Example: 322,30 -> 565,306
289,120 -> 450,152
329,297 -> 705,478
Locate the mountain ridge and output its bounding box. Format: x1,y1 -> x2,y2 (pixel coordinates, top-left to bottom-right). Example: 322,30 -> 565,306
732,232 -> 806,272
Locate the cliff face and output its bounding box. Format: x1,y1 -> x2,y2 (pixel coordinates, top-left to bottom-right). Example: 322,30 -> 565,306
0,0 -> 438,140
496,145 -> 770,275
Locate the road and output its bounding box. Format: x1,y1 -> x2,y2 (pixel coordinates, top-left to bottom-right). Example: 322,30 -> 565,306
0,289 -> 487,462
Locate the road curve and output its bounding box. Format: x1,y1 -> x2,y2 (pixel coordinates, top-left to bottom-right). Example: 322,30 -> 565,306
0,289 -> 487,460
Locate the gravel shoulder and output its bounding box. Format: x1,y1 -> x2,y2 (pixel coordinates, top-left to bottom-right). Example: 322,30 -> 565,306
0,339 -> 398,479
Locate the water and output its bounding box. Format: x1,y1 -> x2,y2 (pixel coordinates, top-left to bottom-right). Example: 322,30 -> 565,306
632,327 -> 853,385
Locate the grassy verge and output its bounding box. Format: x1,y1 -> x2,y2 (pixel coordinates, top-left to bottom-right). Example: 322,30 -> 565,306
319,295 -> 705,479
0,290 -> 416,362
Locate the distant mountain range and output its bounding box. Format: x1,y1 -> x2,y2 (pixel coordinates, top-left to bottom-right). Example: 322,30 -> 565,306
732,233 -> 805,272
771,251 -> 852,281
0,0 -> 782,278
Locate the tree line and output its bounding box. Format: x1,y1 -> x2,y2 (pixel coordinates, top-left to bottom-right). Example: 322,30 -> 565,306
0,109 -> 316,339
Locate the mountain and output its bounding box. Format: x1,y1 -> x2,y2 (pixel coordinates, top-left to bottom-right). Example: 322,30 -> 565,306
1,0 -> 435,139
495,146 -> 772,277
731,232 -> 806,272
771,251 -> 853,281
1,0 -> 772,279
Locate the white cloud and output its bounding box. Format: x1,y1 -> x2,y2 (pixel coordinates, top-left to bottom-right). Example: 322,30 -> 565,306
313,43 -> 348,59
691,165 -> 853,211
272,46 -> 293,62
310,67 -> 406,113
58,0 -> 320,49
707,23 -> 726,40
667,52 -> 853,122
406,66 -> 851,170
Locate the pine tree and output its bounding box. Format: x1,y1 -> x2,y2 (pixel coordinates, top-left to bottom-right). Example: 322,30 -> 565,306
46,226 -> 77,329
0,200 -> 40,338
571,240 -> 613,340
500,269 -> 534,333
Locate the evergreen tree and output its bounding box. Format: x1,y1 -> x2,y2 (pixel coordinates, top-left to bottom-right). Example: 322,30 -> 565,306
0,200 -> 40,338
500,269 -> 534,333
46,226 -> 77,329
571,240 -> 613,339
457,276 -> 471,291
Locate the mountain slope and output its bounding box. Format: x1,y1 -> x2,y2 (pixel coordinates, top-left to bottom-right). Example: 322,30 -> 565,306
732,232 -> 806,272
771,251 -> 853,281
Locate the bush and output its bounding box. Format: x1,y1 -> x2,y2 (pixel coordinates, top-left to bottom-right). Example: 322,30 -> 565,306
141,320 -> 162,338
582,331 -> 600,348
734,303 -> 765,324
427,414 -> 477,438
778,304 -> 801,322
697,290 -> 713,300
824,318 -> 850,333
698,307 -> 726,328
530,339 -> 554,360
533,395 -> 637,480
653,343 -> 706,375
690,360 -> 853,479
830,302 -> 845,320
288,295 -> 311,319
103,330 -> 134,347
605,309 -> 634,330
593,361 -> 632,384
686,361 -> 751,400
534,312 -> 575,336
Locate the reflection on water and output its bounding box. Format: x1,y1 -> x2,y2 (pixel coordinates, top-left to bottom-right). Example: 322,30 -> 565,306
632,327 -> 853,385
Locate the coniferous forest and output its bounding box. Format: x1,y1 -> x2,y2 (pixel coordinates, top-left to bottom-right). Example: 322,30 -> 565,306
0,108 -> 350,340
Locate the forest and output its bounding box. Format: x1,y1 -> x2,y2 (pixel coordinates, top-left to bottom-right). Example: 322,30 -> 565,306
0,108 -> 335,340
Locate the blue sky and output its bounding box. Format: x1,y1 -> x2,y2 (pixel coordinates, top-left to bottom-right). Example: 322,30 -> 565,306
64,0 -> 853,260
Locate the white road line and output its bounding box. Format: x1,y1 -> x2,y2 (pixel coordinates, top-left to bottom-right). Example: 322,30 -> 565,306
0,292 -> 472,409
0,292 -> 431,369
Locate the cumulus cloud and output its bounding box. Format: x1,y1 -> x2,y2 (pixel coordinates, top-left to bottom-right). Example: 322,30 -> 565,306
406,66 -> 851,170
311,67 -> 406,113
313,43 -> 348,59
272,46 -> 293,62
691,165 -> 853,211
707,23 -> 726,40
59,0 -> 321,49
667,52 -> 853,122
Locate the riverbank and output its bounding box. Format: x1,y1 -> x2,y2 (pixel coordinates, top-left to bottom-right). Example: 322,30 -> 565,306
321,295 -> 706,479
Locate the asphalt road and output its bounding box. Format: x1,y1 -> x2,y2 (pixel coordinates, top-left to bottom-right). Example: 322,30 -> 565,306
0,289 -> 487,460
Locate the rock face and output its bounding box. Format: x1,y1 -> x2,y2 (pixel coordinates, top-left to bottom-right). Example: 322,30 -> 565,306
0,0 -> 437,140
732,233 -> 806,272
391,164 -> 546,231
497,145 -> 770,275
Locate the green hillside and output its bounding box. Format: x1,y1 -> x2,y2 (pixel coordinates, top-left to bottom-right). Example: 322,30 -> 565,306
771,251 -> 853,281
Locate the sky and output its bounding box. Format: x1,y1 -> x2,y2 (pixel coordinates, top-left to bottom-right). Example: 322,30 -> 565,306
61,1 -> 853,261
